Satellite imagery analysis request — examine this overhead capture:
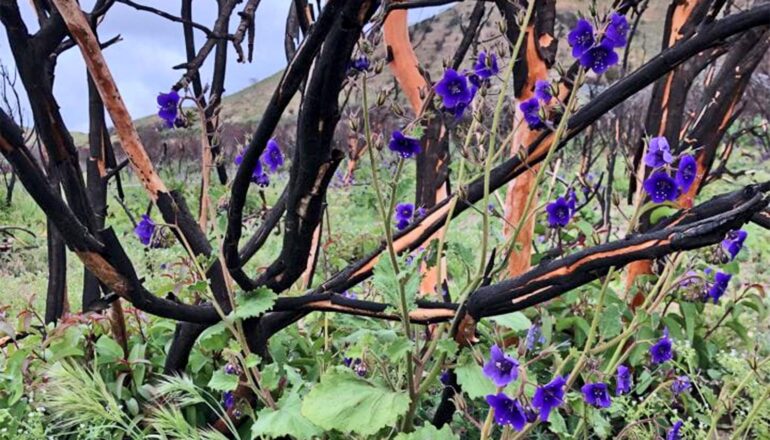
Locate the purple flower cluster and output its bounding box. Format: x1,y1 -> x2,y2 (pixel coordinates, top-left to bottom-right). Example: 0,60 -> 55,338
435,69 -> 474,118
234,139 -> 284,187
388,131 -> 421,159
546,190 -> 578,228
134,214 -> 156,246
350,56 -> 370,73
671,375 -> 691,395
706,271 -> 731,303
474,51 -> 499,80
343,357 -> 367,377
581,382 -> 611,408
649,328 -> 674,365
482,345 -> 519,387
519,79 -> 555,131
157,90 -> 180,128
567,12 -> 628,74
721,229 -> 747,261
642,136 -> 697,203
394,202 -> 416,231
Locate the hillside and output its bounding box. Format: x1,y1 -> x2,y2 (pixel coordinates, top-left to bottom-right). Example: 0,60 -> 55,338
93,2 -> 667,156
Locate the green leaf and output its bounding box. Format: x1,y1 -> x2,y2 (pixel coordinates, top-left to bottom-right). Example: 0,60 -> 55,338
455,353 -> 495,399
385,337 -> 415,362
95,335 -> 124,363
199,321 -> 228,351
234,288 -> 277,320
244,353 -> 261,368
489,312 -> 531,332
208,370 -> 238,391
681,302 -> 697,342
394,424 -> 458,440
435,339 -> 459,356
599,304 -> 622,339
548,411 -> 568,435
301,367 -> 410,436
253,392 -> 322,440
650,205 -> 678,225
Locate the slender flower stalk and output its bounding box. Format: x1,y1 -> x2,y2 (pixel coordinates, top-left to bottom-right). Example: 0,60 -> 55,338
361,75 -> 416,431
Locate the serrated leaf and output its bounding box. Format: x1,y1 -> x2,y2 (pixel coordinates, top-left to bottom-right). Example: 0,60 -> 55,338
244,353 -> 261,368
199,321 -> 228,351
435,339 -> 459,356
489,312 -> 531,332
208,370 -> 238,391
253,392 -> 322,440
455,353 -> 495,399
385,337 -> 414,362
300,367 -> 410,436
394,424 -> 458,439
234,288 -> 277,320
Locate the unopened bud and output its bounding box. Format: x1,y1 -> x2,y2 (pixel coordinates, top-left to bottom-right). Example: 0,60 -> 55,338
376,89 -> 387,107
391,102 -> 405,117
374,59 -> 385,74
348,118 -> 359,132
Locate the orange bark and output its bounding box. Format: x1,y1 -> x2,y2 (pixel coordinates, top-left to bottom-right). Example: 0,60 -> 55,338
383,5 -> 447,296
52,0 -> 168,201
504,28 -> 549,277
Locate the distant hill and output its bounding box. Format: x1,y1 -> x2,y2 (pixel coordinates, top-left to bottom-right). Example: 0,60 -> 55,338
84,2 -> 667,160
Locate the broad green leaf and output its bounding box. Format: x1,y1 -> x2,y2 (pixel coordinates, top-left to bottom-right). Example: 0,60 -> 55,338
455,353 -> 495,399
300,367 -> 410,436
199,321 -> 228,351
489,312 -> 531,332
598,304 -> 622,339
548,411 -> 568,435
244,353 -> 261,368
681,302 -> 696,342
253,392 -> 322,440
234,288 -> 277,320
208,369 -> 238,391
394,424 -> 458,439
435,339 -> 459,356
95,335 -> 124,363
385,337 -> 414,362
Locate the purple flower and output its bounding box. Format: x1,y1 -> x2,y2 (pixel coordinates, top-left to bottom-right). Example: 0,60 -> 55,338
645,137 -> 674,168
667,420 -> 684,440
567,189 -> 578,214
341,290 -> 357,300
650,328 -> 673,365
643,171 -> 679,203
525,324 -> 545,351
485,393 -> 527,431
350,56 -> 370,72
261,139 -> 283,172
223,391 -> 235,410
435,69 -> 473,110
707,271 -> 731,304
250,160 -> 270,187
157,91 -> 180,128
394,202 -> 414,227
134,214 -> 156,246
581,382 -> 612,408
546,197 -> 572,228
604,12 -> 629,48
675,154 -> 697,192
568,19 -> 595,58
416,207 -> 426,218
224,363 -> 238,375
532,376 -> 566,422
671,376 -> 691,395
388,130 -> 421,159
474,51 -> 499,79
482,345 -> 519,387
721,229 -> 747,261
439,370 -> 452,386
534,80 -> 552,103
519,97 -> 544,130
579,39 -> 619,74
616,365 -> 632,395
234,153 -> 243,166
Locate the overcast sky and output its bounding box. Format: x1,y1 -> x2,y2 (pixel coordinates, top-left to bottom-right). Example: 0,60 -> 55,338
0,1 -> 446,132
